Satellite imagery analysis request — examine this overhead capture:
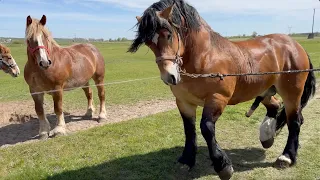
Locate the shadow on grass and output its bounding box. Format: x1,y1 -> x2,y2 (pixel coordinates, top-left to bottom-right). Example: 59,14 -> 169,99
47,146 -> 272,180
0,112 -> 97,147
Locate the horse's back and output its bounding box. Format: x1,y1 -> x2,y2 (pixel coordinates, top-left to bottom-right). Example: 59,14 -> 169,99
61,43 -> 105,88
234,33 -> 308,71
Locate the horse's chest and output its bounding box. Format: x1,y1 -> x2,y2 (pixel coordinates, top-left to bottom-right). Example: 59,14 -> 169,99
170,85 -> 205,107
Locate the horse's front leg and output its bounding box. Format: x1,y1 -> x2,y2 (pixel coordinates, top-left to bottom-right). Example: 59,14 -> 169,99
176,99 -> 197,169
30,90 -> 50,140
200,95 -> 233,180
51,89 -> 66,136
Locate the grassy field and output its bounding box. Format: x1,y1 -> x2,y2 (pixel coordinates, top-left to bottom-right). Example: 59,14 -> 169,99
0,38 -> 320,179
0,92 -> 319,180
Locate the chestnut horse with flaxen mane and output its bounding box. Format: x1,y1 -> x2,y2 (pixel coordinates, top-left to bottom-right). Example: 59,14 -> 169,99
24,15 -> 106,139
0,44 -> 20,77
129,0 -> 316,179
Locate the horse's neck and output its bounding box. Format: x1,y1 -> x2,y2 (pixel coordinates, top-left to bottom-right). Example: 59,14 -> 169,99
49,41 -> 61,56
184,25 -> 236,62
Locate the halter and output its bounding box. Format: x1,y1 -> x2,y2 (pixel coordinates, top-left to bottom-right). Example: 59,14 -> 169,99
0,57 -> 17,72
27,41 -> 50,55
155,32 -> 183,67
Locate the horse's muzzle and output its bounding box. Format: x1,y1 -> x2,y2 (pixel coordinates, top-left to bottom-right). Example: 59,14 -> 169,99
39,59 -> 52,69
162,73 -> 181,86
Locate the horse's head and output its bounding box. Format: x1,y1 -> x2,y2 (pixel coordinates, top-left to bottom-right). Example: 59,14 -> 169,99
129,0 -> 201,86
0,45 -> 20,77
25,15 -> 52,69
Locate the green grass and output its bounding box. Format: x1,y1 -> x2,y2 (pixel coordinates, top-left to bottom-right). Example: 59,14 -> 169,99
0,95 -> 319,180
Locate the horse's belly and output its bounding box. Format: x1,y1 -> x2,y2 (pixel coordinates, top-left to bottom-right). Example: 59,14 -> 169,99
64,78 -> 91,90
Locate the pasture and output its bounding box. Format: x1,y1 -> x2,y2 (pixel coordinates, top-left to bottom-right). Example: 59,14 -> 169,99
0,38 -> 320,179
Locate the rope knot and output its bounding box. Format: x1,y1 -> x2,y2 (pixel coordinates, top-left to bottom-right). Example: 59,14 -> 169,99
217,73 -> 224,80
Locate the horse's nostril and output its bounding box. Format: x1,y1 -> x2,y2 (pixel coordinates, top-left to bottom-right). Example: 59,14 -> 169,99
170,74 -> 177,85
48,60 -> 52,65
39,61 -> 43,67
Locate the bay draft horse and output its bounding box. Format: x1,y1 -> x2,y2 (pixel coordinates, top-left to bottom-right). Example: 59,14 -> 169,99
24,15 -> 106,139
0,44 -> 20,77
128,0 -> 316,179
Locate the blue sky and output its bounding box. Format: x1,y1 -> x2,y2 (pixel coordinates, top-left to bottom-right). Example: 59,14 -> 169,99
0,0 -> 320,39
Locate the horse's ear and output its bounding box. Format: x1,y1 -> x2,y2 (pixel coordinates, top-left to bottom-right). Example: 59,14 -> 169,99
136,16 -> 142,23
26,15 -> 32,26
40,15 -> 46,26
159,4 -> 174,21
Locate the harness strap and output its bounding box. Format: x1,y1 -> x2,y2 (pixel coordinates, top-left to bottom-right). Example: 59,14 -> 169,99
27,41 -> 50,55
155,32 -> 183,66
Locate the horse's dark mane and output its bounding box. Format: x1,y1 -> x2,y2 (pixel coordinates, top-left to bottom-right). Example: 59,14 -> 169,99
128,0 -> 201,52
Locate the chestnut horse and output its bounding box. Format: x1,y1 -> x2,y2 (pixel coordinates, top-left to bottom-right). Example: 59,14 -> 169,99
0,44 -> 20,77
24,15 -> 106,139
129,0 -> 316,179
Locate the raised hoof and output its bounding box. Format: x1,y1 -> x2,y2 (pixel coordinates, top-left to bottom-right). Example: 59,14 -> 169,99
218,165 -> 234,180
51,126 -> 67,137
178,155 -> 195,170
274,155 -> 292,169
261,137 -> 274,149
39,133 -> 49,140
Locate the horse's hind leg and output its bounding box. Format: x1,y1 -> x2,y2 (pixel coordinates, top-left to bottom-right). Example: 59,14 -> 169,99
93,75 -> 106,122
30,91 -> 50,140
82,82 -> 95,118
274,73 -> 308,168
246,96 -> 264,117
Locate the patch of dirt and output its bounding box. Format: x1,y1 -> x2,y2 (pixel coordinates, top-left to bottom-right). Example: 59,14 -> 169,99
0,98 -> 176,148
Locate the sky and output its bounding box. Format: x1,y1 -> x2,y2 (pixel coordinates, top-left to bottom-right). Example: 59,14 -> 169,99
0,0 -> 320,39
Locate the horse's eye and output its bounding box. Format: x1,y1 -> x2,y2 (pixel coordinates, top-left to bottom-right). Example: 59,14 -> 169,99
167,34 -> 172,40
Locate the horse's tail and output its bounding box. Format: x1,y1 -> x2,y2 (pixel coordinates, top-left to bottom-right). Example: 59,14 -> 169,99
300,53 -> 316,109
276,52 -> 316,134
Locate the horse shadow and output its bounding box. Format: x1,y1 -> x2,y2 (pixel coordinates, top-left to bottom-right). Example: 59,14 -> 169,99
47,146 -> 272,180
0,112 -> 97,147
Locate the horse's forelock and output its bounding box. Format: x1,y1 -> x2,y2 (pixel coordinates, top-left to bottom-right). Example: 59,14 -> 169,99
0,45 -> 10,54
129,0 -> 201,53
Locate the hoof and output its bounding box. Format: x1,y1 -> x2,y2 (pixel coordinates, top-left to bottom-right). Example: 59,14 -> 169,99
98,114 -> 107,123
84,109 -> 94,118
98,117 -> 106,123
39,132 -> 49,140
218,165 -> 234,180
261,137 -> 274,149
274,155 -> 292,169
245,109 -> 254,118
178,155 -> 195,169
51,126 -> 67,137
179,164 -> 192,172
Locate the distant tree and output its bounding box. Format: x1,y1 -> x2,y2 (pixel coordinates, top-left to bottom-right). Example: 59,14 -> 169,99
242,34 -> 246,37
252,31 -> 258,38
109,38 -> 113,42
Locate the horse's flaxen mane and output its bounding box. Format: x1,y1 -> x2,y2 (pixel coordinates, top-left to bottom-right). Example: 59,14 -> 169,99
25,18 -> 60,50
0,44 -> 10,54
128,0 -> 201,52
